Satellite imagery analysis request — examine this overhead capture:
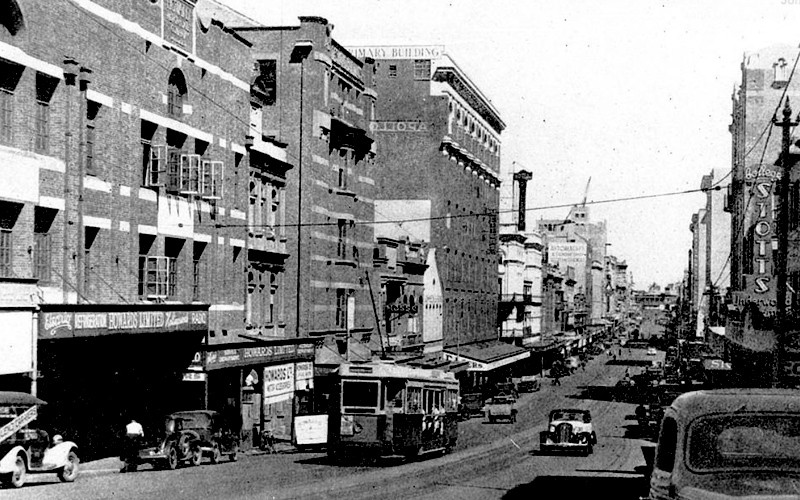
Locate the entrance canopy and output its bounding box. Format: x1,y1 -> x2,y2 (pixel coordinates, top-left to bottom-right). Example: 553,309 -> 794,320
442,340 -> 529,372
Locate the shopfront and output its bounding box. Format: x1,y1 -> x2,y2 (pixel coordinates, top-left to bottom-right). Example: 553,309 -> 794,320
194,340 -> 316,449
37,304 -> 209,458
442,340 -> 530,393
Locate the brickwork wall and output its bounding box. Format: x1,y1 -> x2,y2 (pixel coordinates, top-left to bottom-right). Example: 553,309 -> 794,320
1,0 -> 251,337
371,57 -> 501,347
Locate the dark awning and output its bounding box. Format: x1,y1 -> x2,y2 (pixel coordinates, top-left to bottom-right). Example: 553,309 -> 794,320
442,340 -> 529,372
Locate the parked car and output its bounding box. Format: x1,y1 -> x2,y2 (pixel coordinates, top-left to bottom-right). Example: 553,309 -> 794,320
128,410 -> 239,472
540,408 -> 596,455
647,347 -> 657,356
516,375 -> 541,393
458,393 -> 486,420
644,389 -> 800,499
494,381 -> 519,399
0,392 -> 79,488
485,395 -> 518,423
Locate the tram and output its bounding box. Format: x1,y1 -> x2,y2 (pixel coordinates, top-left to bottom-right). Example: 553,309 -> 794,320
327,362 -> 459,458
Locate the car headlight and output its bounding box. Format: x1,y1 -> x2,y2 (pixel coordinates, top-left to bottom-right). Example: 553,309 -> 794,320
549,426 -> 555,432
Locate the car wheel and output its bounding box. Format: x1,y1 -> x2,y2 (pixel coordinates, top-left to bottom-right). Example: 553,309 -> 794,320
211,443 -> 221,464
58,451 -> 80,482
230,444 -> 239,462
511,413 -> 517,423
165,445 -> 178,470
191,446 -> 203,466
6,455 -> 26,488
587,443 -> 594,455
591,432 -> 597,445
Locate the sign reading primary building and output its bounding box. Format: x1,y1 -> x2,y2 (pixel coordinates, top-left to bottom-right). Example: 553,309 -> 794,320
347,45 -> 445,60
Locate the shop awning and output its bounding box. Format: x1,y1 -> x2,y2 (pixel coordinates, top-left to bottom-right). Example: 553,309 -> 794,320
442,340 -> 529,372
526,339 -> 562,352
709,326 -> 726,337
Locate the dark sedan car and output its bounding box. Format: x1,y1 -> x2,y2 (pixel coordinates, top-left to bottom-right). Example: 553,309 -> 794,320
124,410 -> 239,472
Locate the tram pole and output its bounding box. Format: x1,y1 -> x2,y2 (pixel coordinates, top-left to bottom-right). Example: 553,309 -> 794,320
773,96 -> 798,388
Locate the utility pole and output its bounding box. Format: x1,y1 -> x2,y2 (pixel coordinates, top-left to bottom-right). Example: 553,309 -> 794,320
773,97 -> 798,388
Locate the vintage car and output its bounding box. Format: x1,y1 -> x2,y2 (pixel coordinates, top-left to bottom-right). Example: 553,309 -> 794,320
540,408 -> 597,455
516,375 -> 541,393
644,389 -> 800,499
127,410 -> 239,472
458,393 -> 486,420
485,395 -> 518,423
0,392 -> 79,488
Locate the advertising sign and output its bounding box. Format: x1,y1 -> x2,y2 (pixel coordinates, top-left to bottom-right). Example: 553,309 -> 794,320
294,415 -> 328,445
40,308 -> 208,339
204,342 -> 315,370
263,363 -> 294,405
295,361 -> 314,391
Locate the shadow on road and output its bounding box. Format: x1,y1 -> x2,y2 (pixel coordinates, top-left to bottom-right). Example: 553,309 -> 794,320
605,359 -> 654,367
502,474 -> 649,500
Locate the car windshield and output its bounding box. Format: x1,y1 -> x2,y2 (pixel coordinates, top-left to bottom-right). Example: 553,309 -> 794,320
171,413 -> 211,430
552,411 -> 588,422
687,414 -> 800,472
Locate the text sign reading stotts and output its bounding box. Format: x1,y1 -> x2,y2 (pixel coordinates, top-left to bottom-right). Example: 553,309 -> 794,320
346,45 -> 445,60
40,309 -> 208,338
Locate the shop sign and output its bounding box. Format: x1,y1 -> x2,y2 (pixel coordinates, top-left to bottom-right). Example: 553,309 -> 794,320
295,361 -> 314,391
182,372 -> 206,382
40,309 -> 208,339
294,415 -> 328,445
204,342 -> 315,370
740,178 -> 777,318
263,363 -> 294,402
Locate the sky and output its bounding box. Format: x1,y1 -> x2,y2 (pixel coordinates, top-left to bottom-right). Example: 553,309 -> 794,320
218,0 -> 800,288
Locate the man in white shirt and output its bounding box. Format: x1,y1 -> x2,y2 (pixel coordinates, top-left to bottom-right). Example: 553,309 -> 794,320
126,419 -> 144,438
122,419 -> 144,472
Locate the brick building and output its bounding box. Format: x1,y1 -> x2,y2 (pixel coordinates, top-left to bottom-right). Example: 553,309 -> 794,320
0,0 -> 314,454
347,45 -> 528,389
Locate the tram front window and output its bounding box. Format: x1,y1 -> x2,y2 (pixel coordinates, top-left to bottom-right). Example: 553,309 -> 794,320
342,380 -> 380,412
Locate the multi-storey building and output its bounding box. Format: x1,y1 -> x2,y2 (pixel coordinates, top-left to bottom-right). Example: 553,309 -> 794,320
726,44 -> 800,386
498,169 -> 544,348
0,0 -> 316,453
347,45 -> 529,387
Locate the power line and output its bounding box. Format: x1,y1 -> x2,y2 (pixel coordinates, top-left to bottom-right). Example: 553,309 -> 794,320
194,184 -> 714,230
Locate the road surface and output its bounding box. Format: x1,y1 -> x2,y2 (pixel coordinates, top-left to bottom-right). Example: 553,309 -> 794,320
1,346 -> 662,500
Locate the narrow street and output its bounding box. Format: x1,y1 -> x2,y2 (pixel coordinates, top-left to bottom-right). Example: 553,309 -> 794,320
2,346 -> 660,500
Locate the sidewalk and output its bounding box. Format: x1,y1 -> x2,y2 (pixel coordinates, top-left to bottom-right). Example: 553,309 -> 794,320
79,441 -> 298,477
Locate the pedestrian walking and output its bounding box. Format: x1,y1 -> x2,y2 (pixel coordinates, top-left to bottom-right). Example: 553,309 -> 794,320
121,418 -> 144,473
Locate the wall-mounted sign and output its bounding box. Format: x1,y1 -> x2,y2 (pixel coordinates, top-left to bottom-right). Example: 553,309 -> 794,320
204,342 -> 315,370
385,303 -> 419,314
369,121 -> 430,133
182,372 -> 206,382
40,308 -> 208,339
163,0 -> 194,52
347,45 -> 445,60
263,363 -> 294,404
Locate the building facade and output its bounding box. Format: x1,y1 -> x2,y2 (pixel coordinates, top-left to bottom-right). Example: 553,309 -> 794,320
725,44 -> 800,386
349,45 -> 530,386
0,0 -> 317,453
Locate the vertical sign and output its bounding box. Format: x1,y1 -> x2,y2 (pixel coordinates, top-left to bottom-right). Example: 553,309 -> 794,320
163,0 -> 194,53
347,295 -> 355,331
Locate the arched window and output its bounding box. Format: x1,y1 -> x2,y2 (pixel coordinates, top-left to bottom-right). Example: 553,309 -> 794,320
0,0 -> 24,36
167,69 -> 187,117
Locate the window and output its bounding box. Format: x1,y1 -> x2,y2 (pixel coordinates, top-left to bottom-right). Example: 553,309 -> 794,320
268,272 -> 277,324
33,207 -> 56,283
167,69 -> 186,117
335,288 -> 348,328
413,59 -> 430,80
34,99 -> 49,152
142,256 -> 177,298
34,72 -> 57,153
388,64 -> 397,78
192,242 -> 206,301
337,148 -> 351,189
85,125 -> 95,174
179,153 -> 200,193
0,88 -> 12,142
252,60 -> 277,106
200,160 -> 223,199
342,380 -> 379,409
144,144 -> 166,187
655,416 -> 678,473
83,227 -> 98,296
0,229 -> 10,277
337,219 -> 348,258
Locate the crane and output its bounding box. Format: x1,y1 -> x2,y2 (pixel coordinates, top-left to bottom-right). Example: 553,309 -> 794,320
581,176 -> 591,207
